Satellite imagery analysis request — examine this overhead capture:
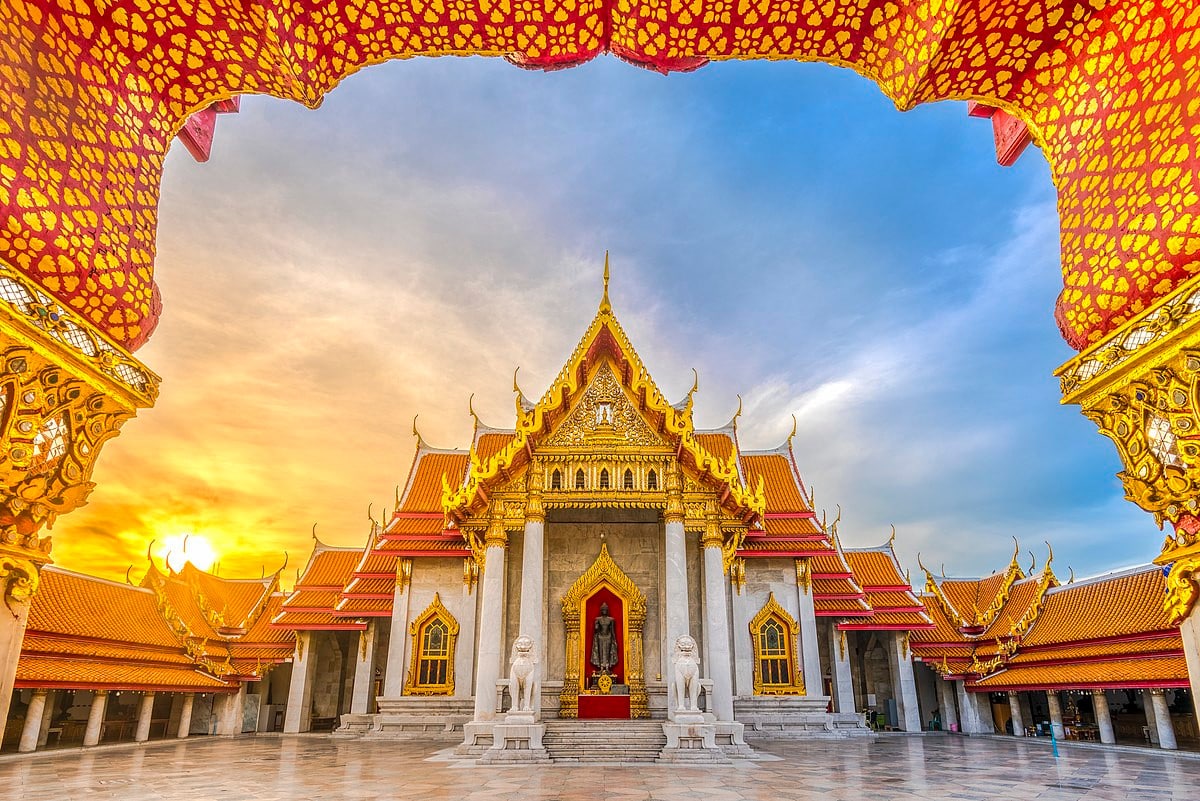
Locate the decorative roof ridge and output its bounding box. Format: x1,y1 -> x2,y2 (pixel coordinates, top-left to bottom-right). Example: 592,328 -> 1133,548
42,565 -> 158,594
179,562 -> 277,586
917,557 -> 968,629
1044,562 -> 1160,593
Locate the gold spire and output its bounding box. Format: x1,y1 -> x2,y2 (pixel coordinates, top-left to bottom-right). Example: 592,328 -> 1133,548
600,251 -> 612,314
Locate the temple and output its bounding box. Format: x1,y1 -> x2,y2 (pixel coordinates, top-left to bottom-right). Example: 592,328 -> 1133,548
3,274 -> 1197,757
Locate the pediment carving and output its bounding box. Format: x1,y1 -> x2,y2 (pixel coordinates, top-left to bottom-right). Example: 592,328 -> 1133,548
543,362 -> 666,449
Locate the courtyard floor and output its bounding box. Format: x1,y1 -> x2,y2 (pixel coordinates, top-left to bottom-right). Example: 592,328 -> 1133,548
1,733 -> 1197,800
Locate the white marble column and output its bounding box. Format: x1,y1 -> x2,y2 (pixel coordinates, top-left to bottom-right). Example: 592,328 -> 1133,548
889,632 -> 921,731
1149,689 -> 1178,750
349,621 -> 378,714
1047,691 -> 1066,739
731,586 -> 755,696
177,693 -> 195,738
518,470 -> 545,715
701,516 -> 734,722
82,690 -> 108,746
1007,691 -> 1025,736
937,679 -> 958,732
18,689 -> 47,752
794,559 -> 823,694
383,560 -> 413,698
36,689 -> 55,747
134,692 -> 155,742
470,512 -> 508,723
455,570 -> 479,701
663,467 -> 690,657
955,680 -> 993,734
829,626 -> 856,713
1181,607 -> 1200,720
283,631 -> 316,733
0,588 -> 32,729
218,684 -> 246,735
1092,688 -> 1115,744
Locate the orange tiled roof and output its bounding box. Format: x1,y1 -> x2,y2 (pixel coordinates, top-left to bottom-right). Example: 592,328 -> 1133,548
910,596 -> 969,644
1007,634 -> 1184,665
971,656 -> 1191,690
1021,566 -> 1176,647
476,431 -> 516,463
695,432 -> 734,461
840,610 -> 935,629
844,549 -> 909,589
297,546 -> 362,587
17,657 -> 229,691
402,449 -> 469,513
29,568 -> 181,649
180,563 -> 276,628
741,452 -> 809,513
815,596 -> 871,615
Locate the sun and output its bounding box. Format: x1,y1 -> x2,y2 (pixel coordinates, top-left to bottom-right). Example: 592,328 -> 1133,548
158,533 -> 218,573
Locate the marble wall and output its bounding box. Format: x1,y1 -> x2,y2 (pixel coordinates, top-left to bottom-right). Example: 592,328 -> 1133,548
541,509 -> 695,688
405,558 -> 478,699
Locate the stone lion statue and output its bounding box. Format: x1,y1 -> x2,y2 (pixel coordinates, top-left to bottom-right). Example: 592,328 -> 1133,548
672,634 -> 701,713
508,634 -> 538,713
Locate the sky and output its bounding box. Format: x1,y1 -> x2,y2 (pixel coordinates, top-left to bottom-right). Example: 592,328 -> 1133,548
49,55 -> 1160,588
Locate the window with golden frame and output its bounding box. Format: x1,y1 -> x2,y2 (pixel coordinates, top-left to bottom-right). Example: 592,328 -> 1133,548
749,592 -> 805,695
405,593 -> 460,695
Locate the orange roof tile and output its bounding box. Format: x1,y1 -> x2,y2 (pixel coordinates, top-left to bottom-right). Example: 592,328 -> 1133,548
181,563 -> 275,628
476,432 -> 516,463
971,655 -> 1191,690
31,568 -> 181,649
741,453 -> 808,513
761,517 -> 822,536
270,609 -> 367,630
402,450 -> 468,513
1022,566 -> 1176,647
1008,634 -> 1184,665
296,546 -> 361,587
334,597 -> 392,615
695,432 -> 734,461
844,550 -> 909,588
16,657 -> 230,691
342,577 -> 394,597
815,597 -> 871,615
910,596 -> 970,644
838,610 -> 935,629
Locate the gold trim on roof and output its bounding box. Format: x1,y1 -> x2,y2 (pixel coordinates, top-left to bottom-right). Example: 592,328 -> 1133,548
441,275 -> 765,524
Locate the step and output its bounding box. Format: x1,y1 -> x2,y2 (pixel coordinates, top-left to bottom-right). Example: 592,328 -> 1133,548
542,721 -> 667,763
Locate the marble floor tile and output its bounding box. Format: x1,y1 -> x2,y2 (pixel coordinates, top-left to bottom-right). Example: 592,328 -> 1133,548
0,734 -> 1197,800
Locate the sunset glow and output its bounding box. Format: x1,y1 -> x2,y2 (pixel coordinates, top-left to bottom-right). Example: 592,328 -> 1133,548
159,534 -> 218,573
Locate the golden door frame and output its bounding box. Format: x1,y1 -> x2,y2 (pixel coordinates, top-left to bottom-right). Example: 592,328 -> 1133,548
559,543 -> 648,718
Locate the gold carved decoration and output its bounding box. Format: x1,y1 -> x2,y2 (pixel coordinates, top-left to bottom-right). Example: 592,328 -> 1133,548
730,557 -> 746,595
559,543 -> 648,718
1058,277 -> 1200,624
749,592 -> 805,696
396,557 -> 413,592
542,362 -> 666,448
462,557 -> 478,592
1,260 -> 159,577
795,558 -> 812,593
0,553 -> 39,614
405,593 -> 459,696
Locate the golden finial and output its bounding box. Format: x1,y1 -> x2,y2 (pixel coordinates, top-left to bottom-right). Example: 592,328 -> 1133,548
311,523 -> 318,541
917,551 -> 929,575
830,504 -> 842,536
412,414 -> 425,447
1010,536 -> 1021,568
395,484 -> 401,510
788,414 -> 798,448
690,367 -> 699,396
146,539 -> 156,564
279,552 -> 289,573
1027,551 -> 1037,574
888,524 -> 897,549
125,565 -> 134,585
940,563 -> 946,577
513,366 -> 521,394
905,568 -> 911,585
468,393 -> 480,429
600,251 -> 612,313
731,394 -> 743,429
1067,566 -> 1075,583
1044,540 -> 1054,571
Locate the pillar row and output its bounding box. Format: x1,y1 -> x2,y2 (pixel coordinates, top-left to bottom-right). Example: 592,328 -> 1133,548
828,626 -> 856,714
470,512 -> 508,724
284,631 -> 316,733
349,621 -> 378,715
1149,689 -> 1178,750
1047,691 -> 1066,739
1007,691 -> 1025,736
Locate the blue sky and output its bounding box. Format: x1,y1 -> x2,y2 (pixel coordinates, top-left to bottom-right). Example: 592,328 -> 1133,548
57,55 -> 1159,584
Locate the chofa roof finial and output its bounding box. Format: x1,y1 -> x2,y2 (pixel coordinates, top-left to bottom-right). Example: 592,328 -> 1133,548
888,524 -> 897,549
600,251 -> 612,313
412,414 -> 425,447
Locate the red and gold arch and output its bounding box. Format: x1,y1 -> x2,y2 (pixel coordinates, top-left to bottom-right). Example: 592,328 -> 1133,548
1,0 -> 1200,675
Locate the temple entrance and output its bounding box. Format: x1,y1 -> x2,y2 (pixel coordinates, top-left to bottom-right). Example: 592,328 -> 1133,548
559,543 -> 649,719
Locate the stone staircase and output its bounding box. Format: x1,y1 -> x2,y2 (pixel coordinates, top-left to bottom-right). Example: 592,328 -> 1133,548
542,720 -> 667,763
